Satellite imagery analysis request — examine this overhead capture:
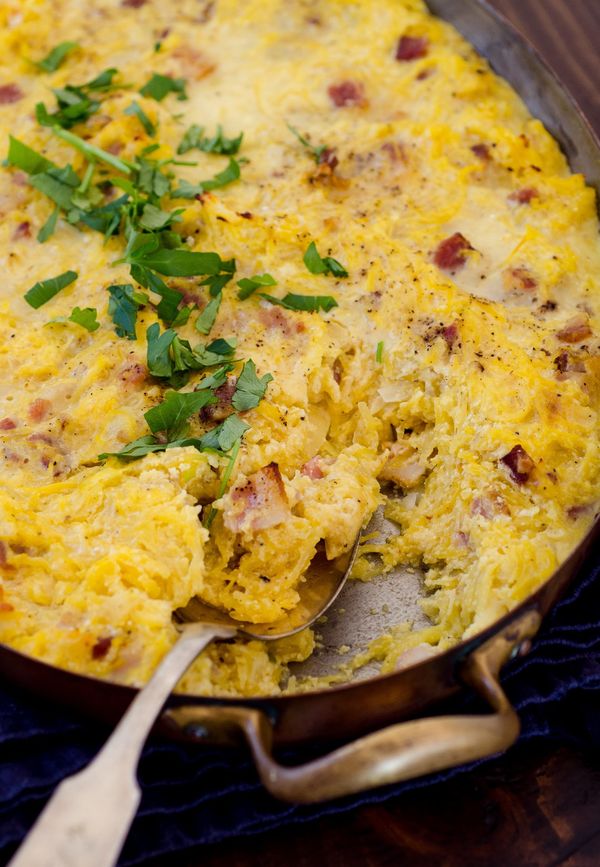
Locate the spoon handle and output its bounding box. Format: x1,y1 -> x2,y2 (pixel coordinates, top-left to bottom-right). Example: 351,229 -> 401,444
9,623 -> 235,867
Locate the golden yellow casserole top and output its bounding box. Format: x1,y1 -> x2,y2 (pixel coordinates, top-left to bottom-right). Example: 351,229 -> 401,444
0,0 -> 599,696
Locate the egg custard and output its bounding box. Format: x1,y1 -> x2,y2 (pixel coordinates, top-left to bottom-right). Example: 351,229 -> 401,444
0,0 -> 599,697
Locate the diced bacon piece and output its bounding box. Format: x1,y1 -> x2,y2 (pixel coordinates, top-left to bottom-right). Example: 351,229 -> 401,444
200,376 -> 237,422
318,148 -> 339,171
442,322 -> 459,350
509,187 -> 539,205
0,603 -> 14,612
500,445 -> 535,485
224,463 -> 290,533
328,80 -> 367,108
259,305 -> 305,334
170,44 -> 216,80
0,542 -> 7,567
92,636 -> 113,659
122,0 -> 146,7
567,503 -> 593,520
106,141 -> 124,155
502,266 -> 537,294
471,490 -> 509,518
28,433 -> 55,446
13,222 -> 31,240
433,233 -> 474,271
0,418 -> 16,430
381,141 -> 407,163
379,443 -> 426,489
471,143 -> 491,161
395,35 -> 429,61
0,84 -> 23,104
554,352 -> 586,378
453,530 -> 471,549
119,362 -> 148,385
301,456 -> 325,480
28,398 -> 51,422
556,313 -> 592,344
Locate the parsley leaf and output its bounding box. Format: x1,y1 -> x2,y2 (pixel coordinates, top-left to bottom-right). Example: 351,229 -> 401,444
131,265 -> 183,326
195,293 -> 222,335
68,306 -> 100,331
125,101 -> 156,136
204,438 -> 241,528
146,322 -> 176,377
177,124 -> 243,156
199,258 -> 236,297
173,158 -> 242,198
37,205 -> 59,243
237,272 -> 276,300
30,165 -> 81,211
48,306 -> 99,332
125,244 -> 224,277
36,41 -> 78,73
286,122 -> 327,164
144,389 -> 215,437
140,73 -> 187,102
25,270 -> 78,308
260,292 -> 338,313
80,194 -> 128,236
99,435 -> 167,461
107,283 -> 147,339
232,360 -> 273,411
303,241 -> 348,278
6,136 -> 54,174
198,414 -> 249,453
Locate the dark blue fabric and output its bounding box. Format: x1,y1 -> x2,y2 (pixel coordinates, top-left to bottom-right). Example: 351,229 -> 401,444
1,546 -> 598,866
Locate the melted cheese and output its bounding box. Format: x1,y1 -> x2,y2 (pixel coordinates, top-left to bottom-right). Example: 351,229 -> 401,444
0,0 -> 599,695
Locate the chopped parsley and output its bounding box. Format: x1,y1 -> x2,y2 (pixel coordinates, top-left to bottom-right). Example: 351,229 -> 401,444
7,136 -> 54,175
140,73 -> 187,102
36,42 -> 78,73
260,292 -> 338,313
173,158 -> 242,198
376,340 -> 384,363
25,270 -> 78,309
47,126 -> 134,175
199,258 -> 237,297
131,265 -> 183,326
48,306 -> 100,332
177,124 -> 243,156
204,438 -> 240,528
37,205 -> 59,243
237,273 -> 276,300
124,237 -> 224,277
197,413 -> 249,452
125,101 -> 156,137
195,293 -> 222,335
146,323 -> 236,381
303,241 -> 348,278
286,122 -> 328,164
107,284 -> 147,340
144,389 -> 215,437
232,360 -> 273,411
35,68 -> 118,130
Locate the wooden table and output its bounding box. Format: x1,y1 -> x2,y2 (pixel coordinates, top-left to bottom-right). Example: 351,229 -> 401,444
175,3 -> 600,865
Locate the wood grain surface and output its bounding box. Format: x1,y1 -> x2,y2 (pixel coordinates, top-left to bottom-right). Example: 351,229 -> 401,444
167,3 -> 600,866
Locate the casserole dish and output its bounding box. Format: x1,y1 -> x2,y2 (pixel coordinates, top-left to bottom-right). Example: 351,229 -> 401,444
1,0 -> 599,803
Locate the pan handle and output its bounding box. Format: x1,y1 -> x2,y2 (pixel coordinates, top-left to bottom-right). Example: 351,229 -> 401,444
167,608 -> 540,803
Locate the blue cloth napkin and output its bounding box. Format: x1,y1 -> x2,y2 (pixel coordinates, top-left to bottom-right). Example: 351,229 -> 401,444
1,545 -> 598,866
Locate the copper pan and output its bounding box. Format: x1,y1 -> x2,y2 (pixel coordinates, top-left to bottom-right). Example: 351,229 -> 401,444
1,0 -> 599,803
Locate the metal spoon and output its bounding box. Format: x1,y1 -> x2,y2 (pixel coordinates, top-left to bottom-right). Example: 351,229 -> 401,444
8,541 -> 358,867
